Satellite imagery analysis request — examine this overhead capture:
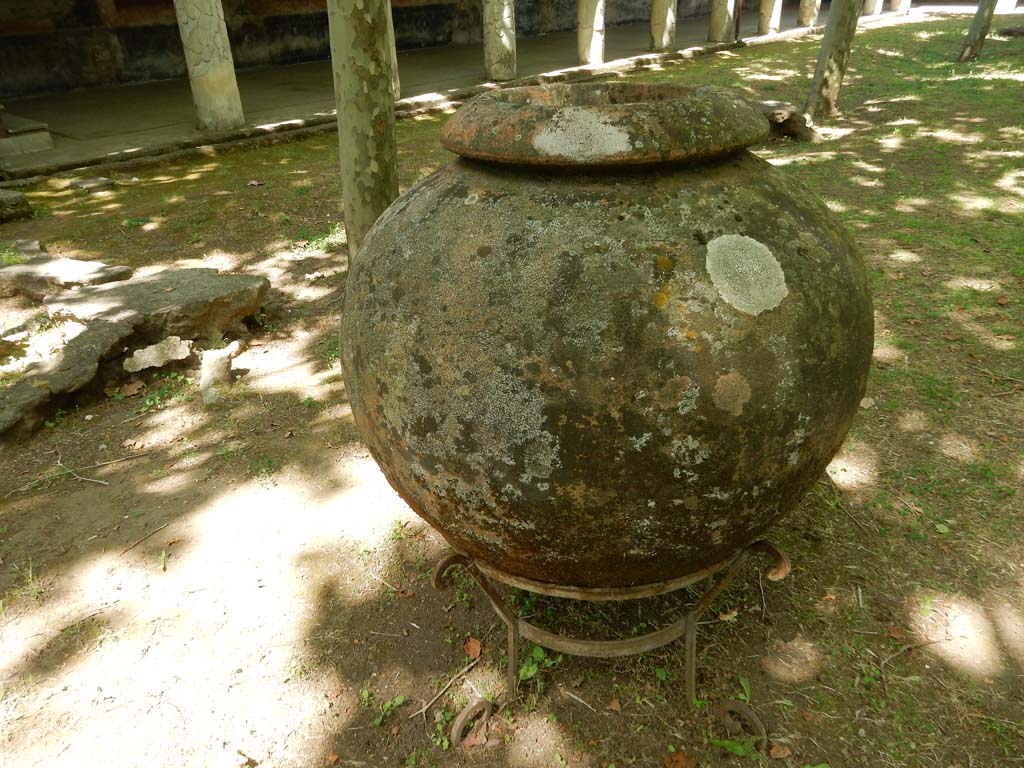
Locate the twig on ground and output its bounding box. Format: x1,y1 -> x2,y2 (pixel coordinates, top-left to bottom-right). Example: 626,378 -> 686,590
119,523 -> 169,556
560,686 -> 597,712
879,637 -> 946,695
964,362 -> 1024,385
4,450 -> 158,499
369,572 -> 401,592
408,658 -> 480,720
53,449 -> 109,487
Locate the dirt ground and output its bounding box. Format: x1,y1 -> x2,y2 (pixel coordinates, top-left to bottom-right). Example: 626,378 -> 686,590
1,15 -> 1022,768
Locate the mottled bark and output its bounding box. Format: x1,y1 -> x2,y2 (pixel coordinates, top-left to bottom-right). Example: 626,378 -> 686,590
327,0 -> 399,255
759,0 -> 784,34
483,0 -> 517,81
862,0 -> 885,16
385,0 -> 401,98
172,0 -> 245,131
797,0 -> 822,26
650,0 -> 677,52
577,0 -> 606,65
957,0 -> 998,62
708,0 -> 735,42
804,0 -> 861,120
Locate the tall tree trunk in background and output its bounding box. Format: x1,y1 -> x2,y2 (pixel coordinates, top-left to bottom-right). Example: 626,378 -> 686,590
172,0 -> 245,131
804,0 -> 862,120
483,0 -> 517,80
862,0 -> 885,17
385,0 -> 401,98
957,0 -> 998,61
327,0 -> 399,255
651,0 -> 677,52
708,0 -> 734,42
759,0 -> 784,35
797,0 -> 821,26
578,0 -> 606,64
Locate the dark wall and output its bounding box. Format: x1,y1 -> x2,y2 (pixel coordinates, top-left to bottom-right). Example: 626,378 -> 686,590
1,0 -> 715,100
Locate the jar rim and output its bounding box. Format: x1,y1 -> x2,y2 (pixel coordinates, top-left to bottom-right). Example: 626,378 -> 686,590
440,83 -> 771,167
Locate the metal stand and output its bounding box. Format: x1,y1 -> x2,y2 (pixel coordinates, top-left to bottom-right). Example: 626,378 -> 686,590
432,540 -> 790,746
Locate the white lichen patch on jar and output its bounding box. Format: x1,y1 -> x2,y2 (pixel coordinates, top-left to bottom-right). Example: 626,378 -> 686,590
532,107 -> 632,161
705,234 -> 789,316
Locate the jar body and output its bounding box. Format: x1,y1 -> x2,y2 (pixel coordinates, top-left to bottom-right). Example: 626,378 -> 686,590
341,151 -> 872,589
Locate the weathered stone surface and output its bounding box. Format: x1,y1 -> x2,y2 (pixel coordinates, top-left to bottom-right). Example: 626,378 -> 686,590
757,100 -> 817,142
343,83 -> 872,589
200,340 -> 245,405
45,268 -> 269,343
2,268 -> 268,439
68,177 -> 116,193
0,257 -> 133,300
0,320 -> 135,437
0,189 -> 32,222
13,240 -> 46,257
123,336 -> 193,373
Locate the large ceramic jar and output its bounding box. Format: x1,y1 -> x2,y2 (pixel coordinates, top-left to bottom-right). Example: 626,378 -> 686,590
341,84 -> 872,591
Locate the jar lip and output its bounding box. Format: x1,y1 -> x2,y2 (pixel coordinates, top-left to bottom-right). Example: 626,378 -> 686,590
440,83 -> 771,167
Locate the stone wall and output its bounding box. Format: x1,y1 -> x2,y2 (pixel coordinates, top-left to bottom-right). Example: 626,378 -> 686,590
1,0 -> 724,100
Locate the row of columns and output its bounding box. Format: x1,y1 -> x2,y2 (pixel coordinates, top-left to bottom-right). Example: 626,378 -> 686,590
174,0 -> 918,132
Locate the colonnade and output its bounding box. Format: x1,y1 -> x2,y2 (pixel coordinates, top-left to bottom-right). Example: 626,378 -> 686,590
173,0 -> 914,130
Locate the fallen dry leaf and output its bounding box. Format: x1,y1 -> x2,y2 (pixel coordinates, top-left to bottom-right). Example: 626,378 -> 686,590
120,379 -> 145,397
166,538 -> 182,547
325,756 -> 338,766
996,295 -> 1009,305
664,751 -> 699,768
887,624 -> 908,641
606,697 -> 621,712
769,743 -> 792,759
463,636 -> 482,659
461,722 -> 486,748
390,724 -> 400,736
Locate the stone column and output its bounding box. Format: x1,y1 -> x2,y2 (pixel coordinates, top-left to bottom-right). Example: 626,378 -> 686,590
577,0 -> 605,65
708,0 -> 735,42
483,0 -> 517,81
650,0 -> 677,52
327,0 -> 399,254
862,0 -> 885,16
759,0 -> 784,34
797,0 -> 822,26
892,0 -> 911,11
172,0 -> 245,131
386,0 -> 401,98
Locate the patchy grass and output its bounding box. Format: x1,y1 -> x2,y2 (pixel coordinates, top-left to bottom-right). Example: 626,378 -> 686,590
0,14 -> 1020,768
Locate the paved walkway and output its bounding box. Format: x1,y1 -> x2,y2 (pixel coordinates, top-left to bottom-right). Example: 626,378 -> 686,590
2,8 -> 834,177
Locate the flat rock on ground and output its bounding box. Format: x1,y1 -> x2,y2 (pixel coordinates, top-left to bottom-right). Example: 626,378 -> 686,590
0,189 -> 32,222
0,256 -> 133,300
1,268 -> 269,439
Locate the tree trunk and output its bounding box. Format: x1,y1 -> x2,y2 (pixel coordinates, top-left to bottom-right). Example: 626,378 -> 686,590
651,0 -> 677,52
578,0 -> 606,64
327,0 -> 399,255
708,0 -> 735,42
804,0 -> 862,120
759,0 -> 784,34
958,0 -> 999,62
483,0 -> 517,80
172,0 -> 245,131
385,0 -> 401,98
797,0 -> 822,26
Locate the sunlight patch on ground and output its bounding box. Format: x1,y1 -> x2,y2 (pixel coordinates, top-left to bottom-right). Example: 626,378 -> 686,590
937,432 -> 978,463
897,409 -> 929,432
887,247 -> 921,262
873,342 -> 907,365
505,710 -> 573,767
995,169 -> 1024,197
949,308 -> 1016,351
944,276 -> 1001,292
910,591 -> 1014,680
826,439 -> 878,490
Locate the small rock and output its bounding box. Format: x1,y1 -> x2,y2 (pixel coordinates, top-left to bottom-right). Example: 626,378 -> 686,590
123,336 -> 193,373
201,341 -> 245,405
860,397 -> 875,409
14,240 -> 46,257
0,189 -> 32,223
0,257 -> 133,300
756,100 -> 817,142
68,177 -> 116,193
